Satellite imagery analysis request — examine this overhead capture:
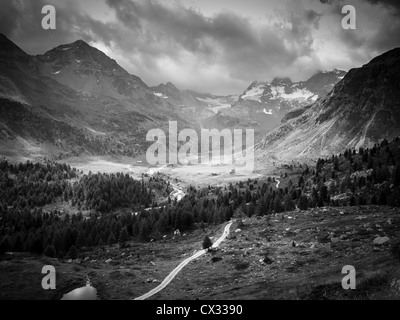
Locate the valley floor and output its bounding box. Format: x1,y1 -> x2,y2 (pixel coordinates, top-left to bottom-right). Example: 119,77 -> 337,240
61,155 -> 275,189
1,205 -> 399,300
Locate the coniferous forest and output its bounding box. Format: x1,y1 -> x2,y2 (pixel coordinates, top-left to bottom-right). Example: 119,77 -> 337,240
1,138 -> 400,259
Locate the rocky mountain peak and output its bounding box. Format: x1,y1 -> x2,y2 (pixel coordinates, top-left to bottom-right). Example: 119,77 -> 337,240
37,39 -> 122,75
271,77 -> 293,86
35,39 -> 149,98
214,68 -> 348,137
165,81 -> 179,91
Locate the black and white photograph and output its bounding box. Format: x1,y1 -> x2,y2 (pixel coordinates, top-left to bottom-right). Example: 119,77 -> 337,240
0,0 -> 400,305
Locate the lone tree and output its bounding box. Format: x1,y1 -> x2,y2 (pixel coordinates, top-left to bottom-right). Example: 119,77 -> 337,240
235,208 -> 245,228
202,236 -> 213,250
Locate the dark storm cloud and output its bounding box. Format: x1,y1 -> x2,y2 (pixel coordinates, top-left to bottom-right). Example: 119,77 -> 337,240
2,0 -> 317,91
104,0 -> 322,83
0,0 -> 367,93
367,16 -> 400,53
0,0 -> 398,94
106,0 -> 274,55
283,5 -> 323,53
362,0 -> 400,13
319,0 -> 400,13
0,0 -> 22,36
318,0 -> 400,55
0,0 -> 122,56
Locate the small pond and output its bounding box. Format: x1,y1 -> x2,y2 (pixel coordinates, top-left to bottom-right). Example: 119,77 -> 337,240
61,279 -> 97,300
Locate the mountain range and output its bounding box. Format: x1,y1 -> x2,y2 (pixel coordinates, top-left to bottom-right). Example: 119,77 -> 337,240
256,47 -> 400,161
0,33 -> 399,165
201,69 -> 346,136
0,34 -> 226,160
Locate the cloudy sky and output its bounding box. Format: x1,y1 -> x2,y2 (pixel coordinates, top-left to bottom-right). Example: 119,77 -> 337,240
0,0 -> 399,94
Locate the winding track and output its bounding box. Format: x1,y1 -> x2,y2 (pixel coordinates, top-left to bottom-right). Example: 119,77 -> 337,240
134,221 -> 233,300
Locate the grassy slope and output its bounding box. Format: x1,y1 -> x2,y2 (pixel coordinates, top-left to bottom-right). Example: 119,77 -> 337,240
1,205 -> 399,300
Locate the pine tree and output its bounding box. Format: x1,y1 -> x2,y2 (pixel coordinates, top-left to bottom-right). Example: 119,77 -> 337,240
0,235 -> 11,254
24,234 -> 34,253
349,196 -> 356,206
114,222 -> 122,241
139,220 -> 150,241
298,195 -> 309,211
202,236 -> 213,249
13,233 -> 23,252
107,233 -> 116,245
31,234 -> 44,254
67,245 -> 78,259
119,227 -> 129,244
247,202 -> 256,217
93,234 -> 100,247
273,196 -> 284,213
283,195 -> 295,211
378,191 -> 387,205
62,229 -> 74,253
44,244 -> 57,258
45,172 -> 52,182
76,231 -> 85,248
393,162 -> 400,187
256,199 -> 267,216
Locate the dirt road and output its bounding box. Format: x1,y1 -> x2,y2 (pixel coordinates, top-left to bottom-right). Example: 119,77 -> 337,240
134,221 -> 233,300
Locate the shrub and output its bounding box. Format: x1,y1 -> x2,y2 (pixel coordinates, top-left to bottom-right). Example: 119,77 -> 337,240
234,260 -> 250,271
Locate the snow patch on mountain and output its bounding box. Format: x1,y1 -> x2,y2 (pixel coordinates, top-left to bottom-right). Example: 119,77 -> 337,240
196,96 -> 233,112
153,92 -> 168,99
241,84 -> 265,101
279,88 -> 316,101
